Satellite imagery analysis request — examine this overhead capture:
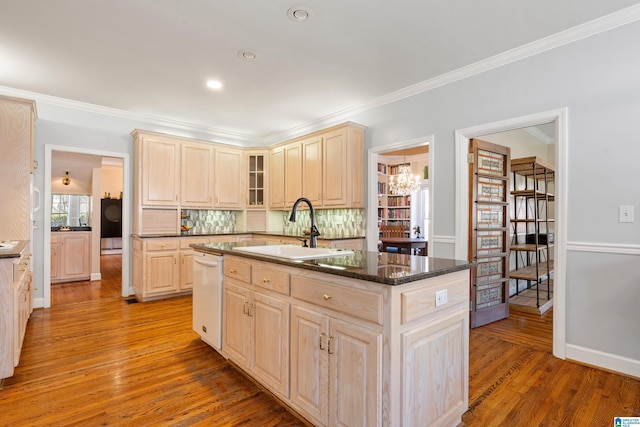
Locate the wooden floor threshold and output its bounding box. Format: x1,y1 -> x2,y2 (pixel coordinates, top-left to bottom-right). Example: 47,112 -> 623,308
509,280 -> 553,315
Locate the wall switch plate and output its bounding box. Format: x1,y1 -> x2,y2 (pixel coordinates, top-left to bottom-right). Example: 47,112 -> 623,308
619,205 -> 635,223
435,289 -> 448,307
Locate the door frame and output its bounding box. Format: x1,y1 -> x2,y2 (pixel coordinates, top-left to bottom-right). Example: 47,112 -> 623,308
43,144 -> 132,308
454,108 -> 568,359
367,136 -> 433,252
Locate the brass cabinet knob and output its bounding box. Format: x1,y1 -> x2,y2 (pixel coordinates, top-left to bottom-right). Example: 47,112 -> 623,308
263,277 -> 270,283
229,268 -> 237,274
323,294 -> 331,301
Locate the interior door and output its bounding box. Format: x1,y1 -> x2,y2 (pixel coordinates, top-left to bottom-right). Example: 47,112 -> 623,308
468,139 -> 511,328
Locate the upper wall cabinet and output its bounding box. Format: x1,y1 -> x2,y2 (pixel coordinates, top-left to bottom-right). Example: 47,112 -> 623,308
0,95 -> 36,240
134,131 -> 180,207
181,141 -> 214,208
269,122 -> 365,210
214,146 -> 244,209
269,148 -> 285,209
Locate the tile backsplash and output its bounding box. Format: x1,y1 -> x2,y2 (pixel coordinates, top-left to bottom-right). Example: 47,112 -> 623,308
280,208 -> 366,237
181,208 -> 365,236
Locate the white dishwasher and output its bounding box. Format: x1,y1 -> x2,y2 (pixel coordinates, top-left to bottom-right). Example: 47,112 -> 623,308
192,251 -> 223,352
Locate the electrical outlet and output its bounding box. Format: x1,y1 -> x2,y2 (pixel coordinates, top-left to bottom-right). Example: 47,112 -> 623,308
619,205 -> 635,223
435,289 -> 448,307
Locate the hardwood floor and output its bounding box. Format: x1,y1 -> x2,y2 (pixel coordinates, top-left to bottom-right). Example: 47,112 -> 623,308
2,257 -> 639,426
51,254 -> 123,305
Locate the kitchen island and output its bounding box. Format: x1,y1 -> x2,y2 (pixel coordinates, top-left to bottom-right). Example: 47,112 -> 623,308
193,241 -> 473,427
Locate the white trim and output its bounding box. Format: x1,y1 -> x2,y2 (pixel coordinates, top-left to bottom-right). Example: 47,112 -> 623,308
454,107 -> 568,361
566,344 -> 640,379
90,273 -> 102,281
3,6 -> 640,147
431,235 -> 456,245
367,137 -> 433,253
566,241 -> 640,255
44,145 -> 131,308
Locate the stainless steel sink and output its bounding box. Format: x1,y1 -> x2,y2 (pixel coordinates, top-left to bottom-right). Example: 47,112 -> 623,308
232,244 -> 353,260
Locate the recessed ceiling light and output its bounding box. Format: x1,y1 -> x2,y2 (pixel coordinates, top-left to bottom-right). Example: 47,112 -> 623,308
237,49 -> 256,60
206,80 -> 223,90
287,6 -> 312,22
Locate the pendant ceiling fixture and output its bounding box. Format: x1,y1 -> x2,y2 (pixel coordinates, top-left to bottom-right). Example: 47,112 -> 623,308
388,153 -> 420,196
62,171 -> 71,186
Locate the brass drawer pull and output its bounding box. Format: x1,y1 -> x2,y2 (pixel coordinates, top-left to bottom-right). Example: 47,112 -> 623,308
229,268 -> 237,274
323,294 -> 331,301
263,278 -> 270,283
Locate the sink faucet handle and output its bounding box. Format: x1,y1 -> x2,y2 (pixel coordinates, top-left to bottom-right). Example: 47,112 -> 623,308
297,238 -> 309,247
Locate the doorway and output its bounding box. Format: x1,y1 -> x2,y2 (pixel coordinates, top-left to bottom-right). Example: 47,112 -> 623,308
44,145 -> 131,308
455,108 -> 567,360
367,136 -> 433,252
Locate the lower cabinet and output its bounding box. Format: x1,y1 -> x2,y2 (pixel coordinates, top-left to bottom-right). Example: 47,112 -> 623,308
1,244 -> 32,380
222,257 -> 290,397
51,232 -> 91,283
218,255 -> 469,427
132,237 -> 181,301
290,306 -> 381,426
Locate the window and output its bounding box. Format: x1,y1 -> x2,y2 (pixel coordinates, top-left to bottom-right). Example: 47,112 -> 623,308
51,194 -> 91,227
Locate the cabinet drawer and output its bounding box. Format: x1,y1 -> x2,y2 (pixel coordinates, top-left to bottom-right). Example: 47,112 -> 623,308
13,257 -> 29,283
145,239 -> 179,251
252,266 -> 290,295
224,257 -> 251,283
292,276 -> 383,325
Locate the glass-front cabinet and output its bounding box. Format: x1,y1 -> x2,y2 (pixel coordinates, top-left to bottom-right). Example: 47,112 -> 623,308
247,151 -> 267,208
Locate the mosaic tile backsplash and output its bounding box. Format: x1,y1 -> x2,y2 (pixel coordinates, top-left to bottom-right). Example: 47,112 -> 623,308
280,208 -> 366,237
181,208 -> 365,236
182,209 -> 236,233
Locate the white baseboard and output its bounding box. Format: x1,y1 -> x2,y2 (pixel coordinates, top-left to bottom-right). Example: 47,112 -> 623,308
566,344 -> 640,379
90,273 -> 101,281
33,297 -> 44,309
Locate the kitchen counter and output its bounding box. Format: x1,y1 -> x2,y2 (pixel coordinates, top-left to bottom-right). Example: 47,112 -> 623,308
192,240 -> 472,285
0,240 -> 29,259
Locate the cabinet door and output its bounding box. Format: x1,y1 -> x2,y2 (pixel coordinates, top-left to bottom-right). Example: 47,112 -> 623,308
222,281 -> 251,367
145,252 -> 179,295
401,309 -> 467,426
302,136 -> 323,206
329,318 -> 381,427
179,251 -> 194,291
141,137 -> 180,206
215,147 -> 244,208
322,128 -> 349,207
269,148 -> 285,209
284,143 -> 302,207
251,292 -> 290,397
50,242 -> 60,279
60,234 -> 90,280
290,305 -> 329,426
247,152 -> 267,208
181,142 -> 214,207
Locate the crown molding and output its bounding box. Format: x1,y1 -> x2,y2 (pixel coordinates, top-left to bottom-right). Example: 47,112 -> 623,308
524,127 -> 554,144
268,3 -> 640,142
3,4 -> 640,146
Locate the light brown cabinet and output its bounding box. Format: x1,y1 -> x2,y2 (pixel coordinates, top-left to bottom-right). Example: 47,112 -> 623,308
213,253 -> 470,427
214,146 -> 244,209
269,122 -> 364,210
1,243 -> 32,380
222,257 -> 290,397
269,148 -> 285,209
137,133 -> 180,207
51,232 -> 91,283
0,95 -> 35,240
181,141 -> 214,208
132,237 -> 181,301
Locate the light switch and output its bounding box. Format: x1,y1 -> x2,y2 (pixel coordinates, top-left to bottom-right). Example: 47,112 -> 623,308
619,205 -> 634,223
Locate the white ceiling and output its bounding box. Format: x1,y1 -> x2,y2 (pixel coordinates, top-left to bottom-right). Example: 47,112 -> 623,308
1,1 -> 639,144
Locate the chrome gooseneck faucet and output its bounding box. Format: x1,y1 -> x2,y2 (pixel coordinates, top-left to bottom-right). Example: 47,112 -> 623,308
289,197 -> 320,248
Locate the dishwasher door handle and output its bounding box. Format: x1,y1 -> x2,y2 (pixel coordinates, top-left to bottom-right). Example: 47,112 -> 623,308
194,257 -> 220,268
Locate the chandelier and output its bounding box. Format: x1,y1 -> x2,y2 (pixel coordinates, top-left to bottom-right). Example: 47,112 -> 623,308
388,163 -> 420,196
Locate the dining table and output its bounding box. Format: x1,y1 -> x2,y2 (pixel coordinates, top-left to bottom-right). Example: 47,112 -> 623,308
380,237 -> 428,255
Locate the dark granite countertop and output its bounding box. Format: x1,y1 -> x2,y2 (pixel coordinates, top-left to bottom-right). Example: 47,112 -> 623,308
0,240 -> 29,259
134,231 -> 365,241
192,241 -> 473,286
